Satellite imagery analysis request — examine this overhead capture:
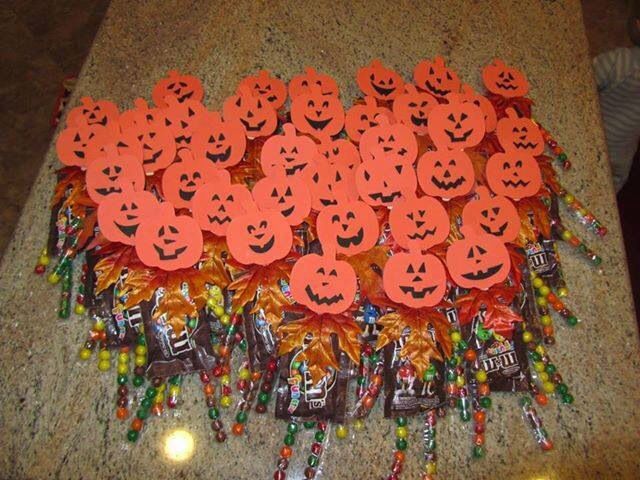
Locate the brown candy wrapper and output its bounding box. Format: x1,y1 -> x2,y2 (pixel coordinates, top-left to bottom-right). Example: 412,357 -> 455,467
83,250 -> 99,309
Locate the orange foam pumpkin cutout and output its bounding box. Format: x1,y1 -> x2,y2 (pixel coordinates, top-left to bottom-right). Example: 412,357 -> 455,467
162,149 -> 229,209
191,111 -> 246,169
226,208 -> 293,266
461,186 -> 520,243
238,70 -> 287,110
457,84 -> 497,133
119,98 -> 166,131
317,200 -> 379,256
482,59 -> 530,98
252,174 -> 312,226
357,59 -> 405,101
446,225 -> 511,290
359,114 -> 418,165
413,56 -> 461,99
417,149 -> 474,200
97,185 -> 159,245
356,159 -> 417,207
86,144 -> 145,203
392,84 -> 437,136
152,70 -> 204,108
496,108 -> 544,156
290,84 -> 345,138
316,135 -> 361,172
260,123 -> 318,177
162,96 -> 207,148
191,179 -> 253,236
428,96 -> 486,150
290,252 -> 357,314
307,161 -> 359,211
383,252 -> 447,308
289,67 -> 339,99
344,96 -> 394,143
56,118 -> 110,167
135,202 -> 203,271
222,85 -> 278,139
485,151 -> 542,200
67,96 -> 120,135
389,194 -> 450,251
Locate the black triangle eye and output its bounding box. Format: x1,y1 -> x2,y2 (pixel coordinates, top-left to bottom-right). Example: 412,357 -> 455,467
364,170 -> 371,181
285,187 -> 292,196
271,188 -> 278,197
407,264 -> 415,273
418,263 -> 426,273
395,165 -> 403,174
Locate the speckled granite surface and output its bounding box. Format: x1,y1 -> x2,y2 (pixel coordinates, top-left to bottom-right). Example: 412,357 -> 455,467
1,1 -> 639,479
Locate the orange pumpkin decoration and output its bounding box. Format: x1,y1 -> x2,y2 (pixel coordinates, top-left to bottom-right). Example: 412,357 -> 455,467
291,84 -> 345,138
496,108 -> 544,155
67,96 -> 120,134
97,186 -> 159,245
428,96 -> 486,150
461,186 -> 520,242
191,111 -> 246,169
226,209 -> 293,266
356,159 -> 417,207
413,56 -> 461,99
392,84 -> 437,136
383,252 -> 447,308
135,201 -> 203,271
485,151 -> 542,200
222,85 -> 278,139
457,84 -> 497,133
56,118 -> 110,167
119,98 -> 165,131
307,161 -> 359,211
162,96 -> 207,148
482,59 -> 530,98
316,200 -> 379,256
260,123 -> 318,177
290,253 -> 357,314
238,70 -> 288,110
344,96 -> 394,143
389,194 -> 450,251
252,174 -> 312,226
359,114 -> 418,165
191,179 -> 253,236
316,135 -> 361,172
356,59 -> 405,101
86,144 -> 145,203
417,149 -> 474,200
446,225 -> 511,290
289,67 -> 339,98
152,70 -> 204,107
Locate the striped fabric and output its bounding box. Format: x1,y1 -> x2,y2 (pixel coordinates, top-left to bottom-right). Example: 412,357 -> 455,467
593,47 -> 640,191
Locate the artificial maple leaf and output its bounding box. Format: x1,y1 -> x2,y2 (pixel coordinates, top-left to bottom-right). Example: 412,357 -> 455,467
200,233 -> 231,290
487,93 -> 533,118
469,150 -> 488,187
456,285 -> 521,336
445,197 -> 467,242
93,244 -> 140,294
229,137 -> 266,188
508,245 -> 526,288
483,302 -> 523,337
51,167 -> 85,207
517,196 -> 551,242
153,276 -> 197,335
342,245 -> 389,305
145,170 -> 165,199
538,155 -> 561,194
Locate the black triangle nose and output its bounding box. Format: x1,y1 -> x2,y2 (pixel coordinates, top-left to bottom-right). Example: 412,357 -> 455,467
247,111 -> 254,118
443,170 -> 451,178
416,221 -> 425,228
413,276 -> 422,282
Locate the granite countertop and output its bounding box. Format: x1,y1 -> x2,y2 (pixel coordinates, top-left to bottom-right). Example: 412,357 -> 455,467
1,1 -> 639,478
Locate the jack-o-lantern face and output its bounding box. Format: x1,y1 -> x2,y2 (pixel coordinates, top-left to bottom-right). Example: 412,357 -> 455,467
485,151 -> 542,200
393,84 -> 438,136
356,159 -> 417,207
414,56 -> 461,99
417,150 -> 474,200
359,114 -> 418,165
162,149 -> 228,209
428,97 -> 486,150
132,119 -> 176,174
191,180 -> 252,236
260,123 -> 318,177
238,70 -> 287,110
252,174 -> 311,225
152,70 -> 204,107
482,59 -> 530,98
496,108 -> 543,155
222,85 -> 278,138
383,252 -> 447,308
291,85 -> 345,138
67,96 -> 120,134
357,59 -> 405,101
135,202 -> 203,271
317,200 -> 379,256
191,111 -> 246,168
344,96 -> 394,143
446,226 -> 511,290
290,253 -> 357,314
457,84 -> 497,133
56,119 -> 110,167
97,187 -> 159,244
389,195 -> 449,251
316,136 -> 361,172
289,67 -> 340,98
86,145 -> 145,203
227,210 -> 293,266
308,162 -> 359,211
163,97 -> 207,148
461,186 -> 520,242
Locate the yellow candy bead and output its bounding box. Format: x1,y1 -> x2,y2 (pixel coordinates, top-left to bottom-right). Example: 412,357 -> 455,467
535,345 -> 546,355
396,426 -> 408,439
540,315 -> 552,326
238,369 -> 251,380
561,230 -> 573,241
79,348 -> 92,361
220,314 -> 231,326
47,273 -> 60,284
155,392 -> 165,403
118,352 -> 129,363
522,331 -> 533,343
539,372 -> 549,382
542,381 -> 555,394
557,287 -> 569,298
534,362 -> 545,373
335,424 -> 348,439
353,419 -> 364,430
98,350 -> 110,361
563,193 -> 575,204
97,360 -> 111,372
455,376 -> 465,388
236,307 -> 244,315
94,320 -> 105,331
536,297 -> 548,307
213,305 -> 225,318
209,285 -> 222,297
578,208 -> 588,216
39,255 -> 50,266
117,364 -> 129,375
135,355 -> 146,367
538,286 -> 550,297
74,304 -> 86,315
206,298 -> 217,309
475,370 -> 488,383
135,345 -> 147,356
169,385 -> 180,397
532,277 -> 544,289
220,395 -> 232,408
426,462 -> 437,475
450,331 -> 462,343
221,374 -> 231,385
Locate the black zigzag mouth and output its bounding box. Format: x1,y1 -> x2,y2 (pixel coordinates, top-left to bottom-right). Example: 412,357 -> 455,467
431,176 -> 465,191
115,222 -> 138,237
399,285 -> 437,299
425,81 -> 451,97
445,129 -> 473,143
305,285 -> 345,306
496,82 -> 517,91
207,215 -> 231,225
336,227 -> 364,248
480,222 -> 508,236
502,179 -> 530,188
206,146 -> 232,163
369,191 -> 401,203
95,186 -> 122,196
461,264 -> 503,280
240,118 -> 267,131
143,149 -> 163,165
175,135 -> 192,145
408,228 -> 437,240
249,235 -> 275,253
153,244 -> 187,260
304,116 -> 332,130
512,141 -> 537,150
372,83 -> 395,96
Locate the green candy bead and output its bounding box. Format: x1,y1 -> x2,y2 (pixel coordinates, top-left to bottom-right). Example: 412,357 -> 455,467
127,430 -> 139,442
520,396 -> 532,407
396,417 -> 407,427
446,370 -> 456,382
136,336 -> 146,346
479,397 -> 492,409
236,411 -> 248,424
314,431 -> 325,443
287,422 -> 299,434
557,153 -> 568,161
284,433 -> 295,446
545,364 -> 557,375
208,407 -> 219,419
556,383 -> 569,395
136,408 -> 150,420
187,318 -> 197,329
530,351 -> 541,362
308,455 -> 319,467
169,375 -> 181,385
141,398 -> 152,409
395,438 -> 408,451
457,339 -> 468,351
562,393 -> 574,404
370,353 -> 380,363
473,445 -> 485,458
145,387 -> 157,399
258,392 -> 270,404
460,410 -> 471,422
303,421 -> 316,429
567,316 -> 578,327
133,375 -> 144,387
593,256 -> 602,266
117,374 -> 128,385
238,339 -> 248,351
357,376 -> 366,386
